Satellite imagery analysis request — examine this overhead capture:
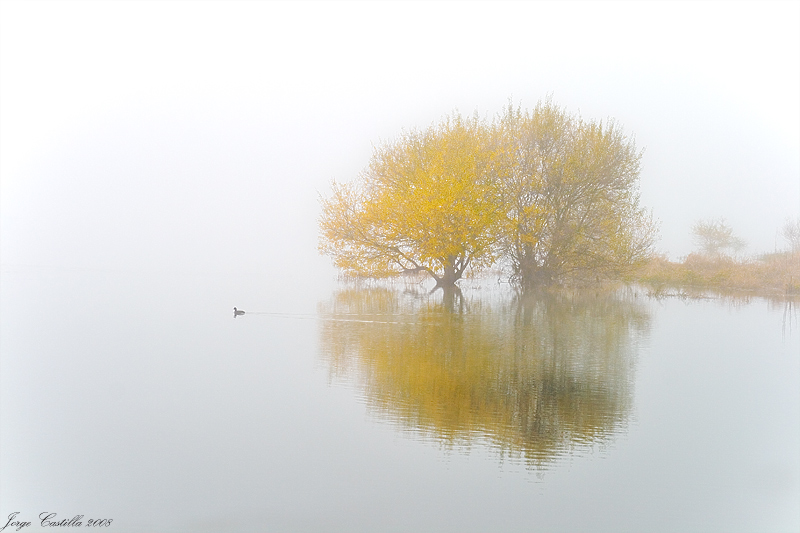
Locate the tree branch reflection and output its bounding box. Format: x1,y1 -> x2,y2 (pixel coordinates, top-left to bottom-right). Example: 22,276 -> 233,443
318,285 -> 651,468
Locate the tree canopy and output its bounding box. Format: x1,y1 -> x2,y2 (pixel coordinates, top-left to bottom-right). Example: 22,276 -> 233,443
319,114 -> 501,287
495,100 -> 656,289
319,99 -> 657,289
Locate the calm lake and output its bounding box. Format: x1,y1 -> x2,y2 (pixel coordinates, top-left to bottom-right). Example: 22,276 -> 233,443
1,266 -> 798,532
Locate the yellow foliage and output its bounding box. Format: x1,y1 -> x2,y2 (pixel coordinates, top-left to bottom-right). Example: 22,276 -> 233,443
319,99 -> 657,289
319,114 -> 501,285
494,98 -> 657,287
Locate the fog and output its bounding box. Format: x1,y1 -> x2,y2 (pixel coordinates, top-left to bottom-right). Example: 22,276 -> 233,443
2,4 -> 799,531
1,1 -> 799,275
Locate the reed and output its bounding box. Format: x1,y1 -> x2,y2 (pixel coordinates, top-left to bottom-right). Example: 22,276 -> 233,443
637,252 -> 800,296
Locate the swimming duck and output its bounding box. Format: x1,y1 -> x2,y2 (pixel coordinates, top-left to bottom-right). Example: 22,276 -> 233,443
233,307 -> 245,317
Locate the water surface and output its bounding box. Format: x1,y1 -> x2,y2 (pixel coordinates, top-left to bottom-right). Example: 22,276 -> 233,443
1,267 -> 797,532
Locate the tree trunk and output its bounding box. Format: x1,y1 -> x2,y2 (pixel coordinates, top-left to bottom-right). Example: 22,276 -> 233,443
519,259 -> 556,292
434,256 -> 460,288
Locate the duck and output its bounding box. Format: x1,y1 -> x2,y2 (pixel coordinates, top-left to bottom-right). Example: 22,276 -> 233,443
233,307 -> 245,317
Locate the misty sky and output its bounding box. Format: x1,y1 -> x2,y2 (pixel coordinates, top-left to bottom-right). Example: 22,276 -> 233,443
1,1 -> 798,278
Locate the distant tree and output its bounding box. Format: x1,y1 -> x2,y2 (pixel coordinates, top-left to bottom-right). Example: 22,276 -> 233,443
691,218 -> 745,257
782,217 -> 800,253
318,114 -> 501,288
494,99 -> 657,289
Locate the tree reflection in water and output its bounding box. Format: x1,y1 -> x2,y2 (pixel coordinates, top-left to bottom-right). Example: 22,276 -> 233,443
318,284 -> 651,468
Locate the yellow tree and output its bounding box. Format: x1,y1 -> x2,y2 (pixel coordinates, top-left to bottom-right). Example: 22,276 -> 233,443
495,99 -> 656,288
319,114 -> 500,288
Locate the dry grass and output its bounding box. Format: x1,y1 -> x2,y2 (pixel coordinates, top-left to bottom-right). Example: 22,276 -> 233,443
637,252 -> 800,297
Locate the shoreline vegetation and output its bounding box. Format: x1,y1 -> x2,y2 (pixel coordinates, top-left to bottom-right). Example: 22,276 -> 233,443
636,251 -> 800,299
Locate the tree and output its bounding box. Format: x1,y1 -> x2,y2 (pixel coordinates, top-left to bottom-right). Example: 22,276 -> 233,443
781,217 -> 800,253
319,100 -> 657,290
319,114 -> 500,288
691,218 -> 745,257
494,99 -> 656,289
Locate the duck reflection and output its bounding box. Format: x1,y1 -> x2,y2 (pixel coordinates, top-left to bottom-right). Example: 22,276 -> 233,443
318,286 -> 650,468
